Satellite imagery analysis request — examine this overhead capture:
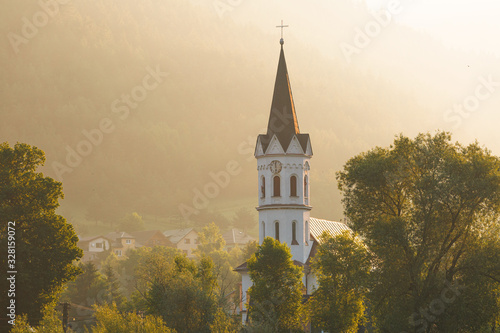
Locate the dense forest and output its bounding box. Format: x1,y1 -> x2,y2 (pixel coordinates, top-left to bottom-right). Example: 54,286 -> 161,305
2,0 -> 499,235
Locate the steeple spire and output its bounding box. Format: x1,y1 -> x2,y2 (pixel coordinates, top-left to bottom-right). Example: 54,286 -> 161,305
255,34 -> 312,156
265,40 -> 300,151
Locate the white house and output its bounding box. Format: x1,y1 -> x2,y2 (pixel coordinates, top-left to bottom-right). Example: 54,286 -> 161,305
77,236 -> 111,263
235,38 -> 351,325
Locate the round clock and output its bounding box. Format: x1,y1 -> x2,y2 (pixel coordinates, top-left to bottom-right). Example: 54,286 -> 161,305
269,160 -> 282,174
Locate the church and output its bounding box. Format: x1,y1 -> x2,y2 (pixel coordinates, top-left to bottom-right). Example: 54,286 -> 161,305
235,35 -> 351,324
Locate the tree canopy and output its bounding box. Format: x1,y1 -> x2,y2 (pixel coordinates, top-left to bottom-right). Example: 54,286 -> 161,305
247,237 -> 305,332
337,132 -> 500,332
309,231 -> 371,333
0,143 -> 82,327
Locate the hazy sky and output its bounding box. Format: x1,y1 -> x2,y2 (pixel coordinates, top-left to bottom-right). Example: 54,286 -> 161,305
219,0 -> 500,55
207,0 -> 500,149
3,0 -> 500,225
384,0 -> 500,55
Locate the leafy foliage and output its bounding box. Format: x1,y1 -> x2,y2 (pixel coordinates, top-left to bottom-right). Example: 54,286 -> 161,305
247,237 -> 305,332
93,303 -> 174,333
209,308 -> 241,333
119,212 -> 145,233
337,132 -> 500,332
309,231 -> 371,333
11,305 -> 68,333
137,249 -> 218,333
0,143 -> 82,327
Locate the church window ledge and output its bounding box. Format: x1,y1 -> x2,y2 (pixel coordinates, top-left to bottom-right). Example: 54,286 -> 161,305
291,239 -> 299,245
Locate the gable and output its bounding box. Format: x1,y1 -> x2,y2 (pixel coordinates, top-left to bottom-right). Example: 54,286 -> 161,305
255,136 -> 265,157
286,135 -> 305,154
265,134 -> 285,155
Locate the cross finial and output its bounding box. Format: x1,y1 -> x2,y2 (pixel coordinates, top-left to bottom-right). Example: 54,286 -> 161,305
276,20 -> 288,45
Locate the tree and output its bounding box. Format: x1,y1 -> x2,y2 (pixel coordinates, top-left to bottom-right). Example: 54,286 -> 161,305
194,222 -> 241,314
62,262 -> 107,307
93,303 -> 175,333
101,261 -> 126,309
0,143 -> 82,327
209,308 -> 241,333
337,132 -> 500,332
138,250 -> 218,333
309,231 -> 371,333
247,237 -> 305,332
11,304 -> 70,333
119,212 -> 145,233
195,222 -> 226,254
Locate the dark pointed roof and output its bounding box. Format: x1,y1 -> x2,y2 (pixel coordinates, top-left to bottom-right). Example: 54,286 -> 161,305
259,44 -> 309,153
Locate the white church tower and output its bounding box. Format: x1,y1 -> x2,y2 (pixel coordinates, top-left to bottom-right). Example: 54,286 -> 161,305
254,37 -> 313,263
236,36 -> 351,325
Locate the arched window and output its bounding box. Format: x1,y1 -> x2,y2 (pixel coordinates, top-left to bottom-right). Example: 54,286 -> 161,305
275,221 -> 280,242
273,176 -> 281,197
261,176 -> 266,198
304,175 -> 309,198
262,221 -> 265,238
292,221 -> 298,245
290,176 -> 297,197
305,220 -> 310,244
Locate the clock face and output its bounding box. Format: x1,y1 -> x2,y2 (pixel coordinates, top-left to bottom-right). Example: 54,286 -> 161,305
269,160 -> 282,174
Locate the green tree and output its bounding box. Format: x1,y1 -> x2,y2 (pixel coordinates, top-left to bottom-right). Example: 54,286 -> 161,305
0,143 -> 82,327
337,132 -> 500,332
209,308 -> 241,333
195,223 -> 241,311
62,262 -> 107,307
102,261 -> 126,309
119,212 -> 145,233
11,305 -> 68,333
195,222 -> 226,254
93,303 -> 175,333
247,237 -> 305,332
309,231 -> 371,333
138,250 -> 218,333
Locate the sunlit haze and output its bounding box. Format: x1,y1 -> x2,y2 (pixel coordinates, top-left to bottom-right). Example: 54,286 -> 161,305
2,0 -> 499,235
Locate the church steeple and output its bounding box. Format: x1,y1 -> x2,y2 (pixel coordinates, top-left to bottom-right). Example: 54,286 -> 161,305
256,40 -> 312,156
254,36 -> 313,264
266,45 -> 300,150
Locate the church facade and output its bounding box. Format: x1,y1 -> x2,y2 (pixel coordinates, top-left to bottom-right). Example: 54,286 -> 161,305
235,38 -> 350,324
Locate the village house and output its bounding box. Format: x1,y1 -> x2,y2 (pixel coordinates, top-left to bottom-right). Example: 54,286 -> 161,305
105,231 -> 136,258
222,228 -> 256,250
163,228 -> 199,257
130,230 -> 174,248
77,235 -> 111,263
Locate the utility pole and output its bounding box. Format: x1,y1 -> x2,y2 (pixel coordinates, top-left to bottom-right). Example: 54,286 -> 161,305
60,302 -> 70,332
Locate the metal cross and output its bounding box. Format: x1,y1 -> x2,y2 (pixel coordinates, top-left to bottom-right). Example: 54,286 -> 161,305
276,20 -> 289,40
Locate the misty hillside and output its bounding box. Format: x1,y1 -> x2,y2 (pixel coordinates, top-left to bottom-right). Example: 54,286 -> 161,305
2,0 -> 498,235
